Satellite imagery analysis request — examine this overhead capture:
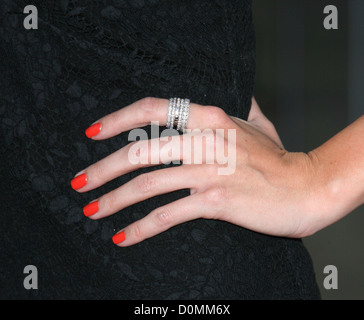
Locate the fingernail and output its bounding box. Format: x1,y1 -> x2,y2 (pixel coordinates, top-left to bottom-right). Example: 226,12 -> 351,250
85,122 -> 101,138
112,231 -> 126,245
83,200 -> 99,217
70,173 -> 87,190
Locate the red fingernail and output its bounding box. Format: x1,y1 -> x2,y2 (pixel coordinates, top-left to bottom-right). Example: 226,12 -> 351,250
70,173 -> 87,190
83,201 -> 99,217
112,231 -> 126,245
85,123 -> 101,138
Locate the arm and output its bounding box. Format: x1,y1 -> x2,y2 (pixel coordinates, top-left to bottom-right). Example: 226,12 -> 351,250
71,97 -> 364,246
249,97 -> 364,236
306,115 -> 364,234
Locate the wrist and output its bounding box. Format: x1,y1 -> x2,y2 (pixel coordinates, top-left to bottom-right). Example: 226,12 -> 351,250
279,150 -> 345,237
281,151 -> 322,237
304,116 -> 364,235
302,149 -> 359,236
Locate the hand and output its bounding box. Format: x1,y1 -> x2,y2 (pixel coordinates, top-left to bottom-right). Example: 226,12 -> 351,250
71,97 -> 318,246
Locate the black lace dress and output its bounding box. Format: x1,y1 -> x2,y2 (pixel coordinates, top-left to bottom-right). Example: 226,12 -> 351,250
0,0 -> 320,299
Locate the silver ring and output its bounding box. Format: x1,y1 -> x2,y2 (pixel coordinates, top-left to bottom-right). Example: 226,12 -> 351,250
167,97 -> 190,132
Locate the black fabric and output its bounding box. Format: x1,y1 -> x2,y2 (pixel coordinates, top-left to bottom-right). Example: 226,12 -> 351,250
0,0 -> 320,299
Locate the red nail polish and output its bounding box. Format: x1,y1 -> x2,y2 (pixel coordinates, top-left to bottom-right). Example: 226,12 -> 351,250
70,173 -> 87,190
83,201 -> 99,217
85,123 -> 101,138
112,231 -> 126,245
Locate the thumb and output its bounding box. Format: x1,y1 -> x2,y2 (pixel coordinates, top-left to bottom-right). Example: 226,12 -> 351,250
246,97 -> 284,149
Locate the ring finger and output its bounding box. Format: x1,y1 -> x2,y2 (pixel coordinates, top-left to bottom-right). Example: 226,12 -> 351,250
83,164 -> 203,219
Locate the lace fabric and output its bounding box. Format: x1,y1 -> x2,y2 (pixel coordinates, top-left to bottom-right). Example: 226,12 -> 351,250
0,0 -> 320,299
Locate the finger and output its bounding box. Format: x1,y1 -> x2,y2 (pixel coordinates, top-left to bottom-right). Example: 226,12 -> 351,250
86,97 -> 231,140
71,129 -> 218,192
71,134 -> 184,192
83,165 -> 202,219
112,192 -> 212,247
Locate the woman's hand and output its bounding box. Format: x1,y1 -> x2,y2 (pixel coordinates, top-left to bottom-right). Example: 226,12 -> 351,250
70,97 -> 326,246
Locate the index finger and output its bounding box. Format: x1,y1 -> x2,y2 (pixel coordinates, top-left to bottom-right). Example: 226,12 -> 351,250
85,97 -> 229,140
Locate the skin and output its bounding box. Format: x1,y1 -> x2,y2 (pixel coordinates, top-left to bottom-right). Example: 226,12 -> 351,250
72,97 -> 364,246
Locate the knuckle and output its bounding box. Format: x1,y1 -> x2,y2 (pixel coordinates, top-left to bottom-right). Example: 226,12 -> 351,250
204,186 -> 227,206
92,162 -> 105,181
103,191 -> 118,212
135,173 -> 155,194
201,187 -> 228,219
132,220 -> 145,241
127,139 -> 142,155
205,106 -> 228,124
127,140 -> 149,163
139,97 -> 158,113
153,208 -> 173,228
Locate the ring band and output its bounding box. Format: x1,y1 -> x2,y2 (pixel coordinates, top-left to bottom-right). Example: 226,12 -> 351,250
167,97 -> 190,132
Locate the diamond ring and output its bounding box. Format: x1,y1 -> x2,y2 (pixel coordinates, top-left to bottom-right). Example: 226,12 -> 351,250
166,97 -> 190,132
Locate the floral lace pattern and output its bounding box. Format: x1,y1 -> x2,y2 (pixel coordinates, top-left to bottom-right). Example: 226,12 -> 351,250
0,0 -> 320,299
